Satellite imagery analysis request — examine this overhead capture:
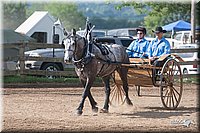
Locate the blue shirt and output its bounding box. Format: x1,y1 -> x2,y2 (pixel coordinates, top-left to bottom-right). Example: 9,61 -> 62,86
147,37 -> 170,58
126,38 -> 149,58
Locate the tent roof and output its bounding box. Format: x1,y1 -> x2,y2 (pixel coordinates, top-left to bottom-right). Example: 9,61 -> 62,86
3,29 -> 36,43
162,20 -> 191,31
15,11 -> 55,34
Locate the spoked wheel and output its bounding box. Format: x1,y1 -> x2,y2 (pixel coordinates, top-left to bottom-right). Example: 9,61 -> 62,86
160,58 -> 183,109
109,73 -> 126,106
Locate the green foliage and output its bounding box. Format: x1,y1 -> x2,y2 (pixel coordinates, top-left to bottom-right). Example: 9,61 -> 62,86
3,75 -> 103,86
3,1 -> 146,31
43,2 -> 86,31
3,75 -> 67,83
116,1 -> 191,36
90,17 -> 142,29
3,2 -> 27,29
3,2 -> 86,31
78,2 -> 145,29
26,2 -> 86,31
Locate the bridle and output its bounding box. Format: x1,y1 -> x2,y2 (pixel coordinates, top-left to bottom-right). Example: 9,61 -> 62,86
65,34 -> 89,63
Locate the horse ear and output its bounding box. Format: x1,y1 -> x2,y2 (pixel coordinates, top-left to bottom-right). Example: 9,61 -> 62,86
72,29 -> 76,36
63,28 -> 68,36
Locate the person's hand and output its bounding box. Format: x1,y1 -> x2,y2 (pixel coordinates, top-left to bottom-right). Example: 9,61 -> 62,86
141,53 -> 148,59
149,57 -> 154,60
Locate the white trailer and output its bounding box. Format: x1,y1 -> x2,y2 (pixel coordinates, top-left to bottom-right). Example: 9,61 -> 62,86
15,11 -> 66,44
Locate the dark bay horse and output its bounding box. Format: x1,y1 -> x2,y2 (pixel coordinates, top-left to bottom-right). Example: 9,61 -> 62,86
63,29 -> 132,115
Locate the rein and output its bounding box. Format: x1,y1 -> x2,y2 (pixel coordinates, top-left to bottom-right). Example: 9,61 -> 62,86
73,37 -> 88,62
69,36 -> 93,71
126,48 -> 143,54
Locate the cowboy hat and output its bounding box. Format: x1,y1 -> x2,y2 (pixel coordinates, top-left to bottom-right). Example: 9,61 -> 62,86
152,26 -> 167,33
136,27 -> 146,34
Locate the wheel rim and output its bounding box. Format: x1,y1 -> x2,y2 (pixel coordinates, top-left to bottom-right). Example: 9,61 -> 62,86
45,66 -> 58,79
109,74 -> 126,106
183,69 -> 188,75
160,58 -> 183,109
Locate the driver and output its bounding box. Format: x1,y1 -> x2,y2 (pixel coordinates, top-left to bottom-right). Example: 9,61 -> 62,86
126,27 -> 149,58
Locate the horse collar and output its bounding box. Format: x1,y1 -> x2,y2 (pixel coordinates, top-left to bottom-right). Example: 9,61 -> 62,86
73,53 -> 93,71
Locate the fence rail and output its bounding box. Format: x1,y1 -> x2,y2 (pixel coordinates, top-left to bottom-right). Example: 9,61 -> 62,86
3,42 -> 199,78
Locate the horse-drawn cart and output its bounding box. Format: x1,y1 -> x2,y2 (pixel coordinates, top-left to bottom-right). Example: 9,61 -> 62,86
110,54 -> 184,110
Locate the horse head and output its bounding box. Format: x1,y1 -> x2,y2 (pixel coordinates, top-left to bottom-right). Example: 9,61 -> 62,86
63,29 -> 87,63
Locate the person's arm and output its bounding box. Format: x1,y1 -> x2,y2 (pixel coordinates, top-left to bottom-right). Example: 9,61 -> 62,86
146,41 -> 153,58
126,41 -> 135,57
141,41 -> 150,58
160,40 -> 171,57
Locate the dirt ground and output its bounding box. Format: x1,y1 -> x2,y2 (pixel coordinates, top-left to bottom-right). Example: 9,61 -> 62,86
2,84 -> 199,132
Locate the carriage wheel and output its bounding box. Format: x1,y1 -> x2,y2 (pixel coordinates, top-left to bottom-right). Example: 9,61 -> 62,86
109,74 -> 126,106
160,58 -> 183,109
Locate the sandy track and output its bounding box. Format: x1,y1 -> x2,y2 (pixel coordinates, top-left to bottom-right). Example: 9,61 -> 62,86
2,84 -> 199,132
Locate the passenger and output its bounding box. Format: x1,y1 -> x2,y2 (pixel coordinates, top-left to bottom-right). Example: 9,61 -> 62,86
147,26 -> 170,61
126,27 -> 149,58
147,27 -> 171,84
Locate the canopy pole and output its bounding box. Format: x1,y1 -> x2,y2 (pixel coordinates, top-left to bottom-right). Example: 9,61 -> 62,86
171,29 -> 175,48
191,0 -> 196,43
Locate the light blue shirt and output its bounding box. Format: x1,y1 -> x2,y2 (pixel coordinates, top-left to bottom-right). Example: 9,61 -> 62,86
147,37 -> 170,58
126,38 -> 149,58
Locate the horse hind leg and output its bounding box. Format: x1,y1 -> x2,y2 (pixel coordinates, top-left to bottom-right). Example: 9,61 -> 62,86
100,76 -> 110,113
88,91 -> 98,113
117,68 -> 133,106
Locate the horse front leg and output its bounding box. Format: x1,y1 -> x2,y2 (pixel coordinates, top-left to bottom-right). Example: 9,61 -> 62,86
79,79 -> 98,113
100,76 -> 111,113
77,77 -> 96,115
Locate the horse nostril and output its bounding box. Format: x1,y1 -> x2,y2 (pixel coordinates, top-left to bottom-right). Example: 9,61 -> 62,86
64,57 -> 72,64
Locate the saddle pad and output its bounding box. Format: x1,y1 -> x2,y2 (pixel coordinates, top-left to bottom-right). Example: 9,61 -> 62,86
95,43 -> 109,55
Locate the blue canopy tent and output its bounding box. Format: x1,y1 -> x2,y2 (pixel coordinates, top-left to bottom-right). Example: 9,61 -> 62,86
162,20 -> 191,32
162,20 -> 191,47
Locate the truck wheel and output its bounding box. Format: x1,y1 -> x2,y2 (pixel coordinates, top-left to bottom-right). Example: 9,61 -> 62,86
183,69 -> 188,75
41,63 -> 62,78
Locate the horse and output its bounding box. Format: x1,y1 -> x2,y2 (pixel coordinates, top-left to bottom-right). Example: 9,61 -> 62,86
63,29 -> 133,115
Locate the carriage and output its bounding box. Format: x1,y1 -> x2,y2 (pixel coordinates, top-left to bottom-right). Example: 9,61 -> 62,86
109,54 -> 184,110
63,20 -> 185,115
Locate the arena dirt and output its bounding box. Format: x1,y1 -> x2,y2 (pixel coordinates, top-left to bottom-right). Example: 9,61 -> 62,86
2,84 -> 199,132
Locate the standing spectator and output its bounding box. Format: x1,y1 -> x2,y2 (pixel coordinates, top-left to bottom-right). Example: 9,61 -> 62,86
126,27 -> 149,58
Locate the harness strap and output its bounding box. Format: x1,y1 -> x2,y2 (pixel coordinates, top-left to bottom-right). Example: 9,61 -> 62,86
97,63 -> 105,76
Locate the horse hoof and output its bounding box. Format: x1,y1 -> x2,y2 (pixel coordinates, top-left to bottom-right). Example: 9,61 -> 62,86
92,106 -> 98,113
126,99 -> 133,106
76,110 -> 83,116
100,109 -> 108,113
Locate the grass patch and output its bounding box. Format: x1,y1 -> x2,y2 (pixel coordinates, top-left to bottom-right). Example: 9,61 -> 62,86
3,75 -> 103,84
3,75 -> 198,86
183,77 -> 199,84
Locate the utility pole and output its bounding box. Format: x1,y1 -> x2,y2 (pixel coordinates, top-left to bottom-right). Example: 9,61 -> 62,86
191,0 -> 196,43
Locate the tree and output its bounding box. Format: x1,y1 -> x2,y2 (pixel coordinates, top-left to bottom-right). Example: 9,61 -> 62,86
117,1 -> 191,36
3,2 -> 27,29
43,2 -> 86,31
20,2 -> 86,31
